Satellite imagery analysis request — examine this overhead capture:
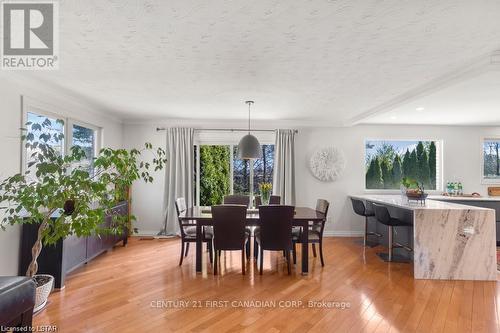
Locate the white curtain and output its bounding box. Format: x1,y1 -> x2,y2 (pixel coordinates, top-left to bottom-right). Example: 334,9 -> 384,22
273,129 -> 296,205
163,128 -> 195,235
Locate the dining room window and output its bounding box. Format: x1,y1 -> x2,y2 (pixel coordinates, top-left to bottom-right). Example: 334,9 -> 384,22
195,143 -> 275,206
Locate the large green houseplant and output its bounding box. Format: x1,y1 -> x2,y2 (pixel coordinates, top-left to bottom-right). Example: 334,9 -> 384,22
0,118 -> 166,310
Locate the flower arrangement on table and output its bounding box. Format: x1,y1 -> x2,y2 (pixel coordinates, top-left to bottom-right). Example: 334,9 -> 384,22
259,182 -> 273,205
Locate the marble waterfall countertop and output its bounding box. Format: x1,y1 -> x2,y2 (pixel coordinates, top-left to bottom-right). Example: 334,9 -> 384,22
349,194 -> 497,281
349,194 -> 493,211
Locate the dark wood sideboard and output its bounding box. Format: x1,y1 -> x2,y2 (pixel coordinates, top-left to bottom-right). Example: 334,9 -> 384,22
19,201 -> 129,289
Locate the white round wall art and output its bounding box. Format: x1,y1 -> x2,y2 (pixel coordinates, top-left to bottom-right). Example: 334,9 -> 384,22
309,146 -> 346,182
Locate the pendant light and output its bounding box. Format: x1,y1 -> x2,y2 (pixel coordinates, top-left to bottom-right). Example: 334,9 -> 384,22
237,100 -> 262,159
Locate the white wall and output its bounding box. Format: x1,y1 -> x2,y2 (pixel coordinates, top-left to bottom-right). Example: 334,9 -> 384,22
122,124 -> 166,235
124,123 -> 500,236
0,74 -> 123,276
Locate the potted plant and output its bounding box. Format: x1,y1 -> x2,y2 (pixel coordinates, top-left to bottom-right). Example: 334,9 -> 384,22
401,177 -> 427,202
0,118 -> 166,312
259,182 -> 272,205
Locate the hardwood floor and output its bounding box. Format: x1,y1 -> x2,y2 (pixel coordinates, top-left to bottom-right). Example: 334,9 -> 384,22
34,237 -> 500,332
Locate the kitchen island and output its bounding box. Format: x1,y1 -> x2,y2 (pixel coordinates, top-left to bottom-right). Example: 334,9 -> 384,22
429,195 -> 500,245
350,194 -> 497,281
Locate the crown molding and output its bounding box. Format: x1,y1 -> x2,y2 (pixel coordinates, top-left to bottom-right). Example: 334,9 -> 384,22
0,72 -> 123,124
344,50 -> 500,126
121,117 -> 337,129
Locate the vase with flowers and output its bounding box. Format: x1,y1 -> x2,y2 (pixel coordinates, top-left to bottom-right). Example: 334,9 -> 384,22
259,182 -> 273,205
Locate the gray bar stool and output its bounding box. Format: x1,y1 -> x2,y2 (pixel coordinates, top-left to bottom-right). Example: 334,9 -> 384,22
372,203 -> 413,262
351,198 -> 381,247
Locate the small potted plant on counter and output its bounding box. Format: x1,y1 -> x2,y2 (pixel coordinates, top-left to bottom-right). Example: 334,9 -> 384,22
401,177 -> 428,204
259,182 -> 272,205
0,118 -> 166,312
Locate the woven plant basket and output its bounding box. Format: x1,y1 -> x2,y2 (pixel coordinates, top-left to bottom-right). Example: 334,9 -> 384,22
34,274 -> 54,313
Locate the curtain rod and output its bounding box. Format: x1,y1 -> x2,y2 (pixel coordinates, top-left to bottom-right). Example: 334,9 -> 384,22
156,127 -> 298,133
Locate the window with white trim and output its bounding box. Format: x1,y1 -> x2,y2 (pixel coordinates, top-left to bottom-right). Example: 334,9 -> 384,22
364,140 -> 442,191
23,109 -> 101,177
482,137 -> 500,183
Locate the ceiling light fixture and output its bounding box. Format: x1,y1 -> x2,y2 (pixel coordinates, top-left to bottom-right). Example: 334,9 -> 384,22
416,107 -> 425,111
237,101 -> 262,159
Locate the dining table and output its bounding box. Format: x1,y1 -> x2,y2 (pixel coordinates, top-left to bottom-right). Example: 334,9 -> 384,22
179,206 -> 326,275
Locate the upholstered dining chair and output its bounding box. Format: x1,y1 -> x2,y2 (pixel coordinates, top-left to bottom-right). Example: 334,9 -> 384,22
211,205 -> 250,275
175,198 -> 213,266
292,199 -> 329,267
223,195 -> 250,207
255,205 -> 295,275
254,195 -> 281,207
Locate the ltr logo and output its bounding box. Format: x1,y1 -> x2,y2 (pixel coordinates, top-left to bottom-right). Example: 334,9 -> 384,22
3,2 -> 54,55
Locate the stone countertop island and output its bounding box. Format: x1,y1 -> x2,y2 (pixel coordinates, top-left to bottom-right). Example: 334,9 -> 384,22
350,194 -> 497,281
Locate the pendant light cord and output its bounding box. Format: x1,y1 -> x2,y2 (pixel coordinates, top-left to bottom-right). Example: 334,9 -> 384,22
248,102 -> 251,134
246,100 -> 254,135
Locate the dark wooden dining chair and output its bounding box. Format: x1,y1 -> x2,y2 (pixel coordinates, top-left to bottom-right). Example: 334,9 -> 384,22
251,195 -> 281,258
175,198 -> 213,266
211,205 -> 250,275
255,205 -> 294,275
223,195 -> 250,207
223,194 -> 252,257
292,199 -> 329,266
254,195 -> 281,207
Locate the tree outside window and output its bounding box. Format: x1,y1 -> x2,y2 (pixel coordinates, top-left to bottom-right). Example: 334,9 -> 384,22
253,145 -> 274,193
199,145 -> 231,206
483,139 -> 500,182
233,146 -> 250,195
72,124 -> 96,176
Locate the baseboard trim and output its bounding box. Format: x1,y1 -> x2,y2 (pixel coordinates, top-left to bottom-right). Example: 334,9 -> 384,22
133,231 -> 175,237
323,231 -> 364,237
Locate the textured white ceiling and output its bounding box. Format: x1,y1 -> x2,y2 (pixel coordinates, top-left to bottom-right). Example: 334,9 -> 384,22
19,0 -> 500,125
361,70 -> 500,125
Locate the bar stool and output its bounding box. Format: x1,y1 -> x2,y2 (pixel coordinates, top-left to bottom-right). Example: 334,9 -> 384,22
372,203 -> 413,262
350,198 -> 381,247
